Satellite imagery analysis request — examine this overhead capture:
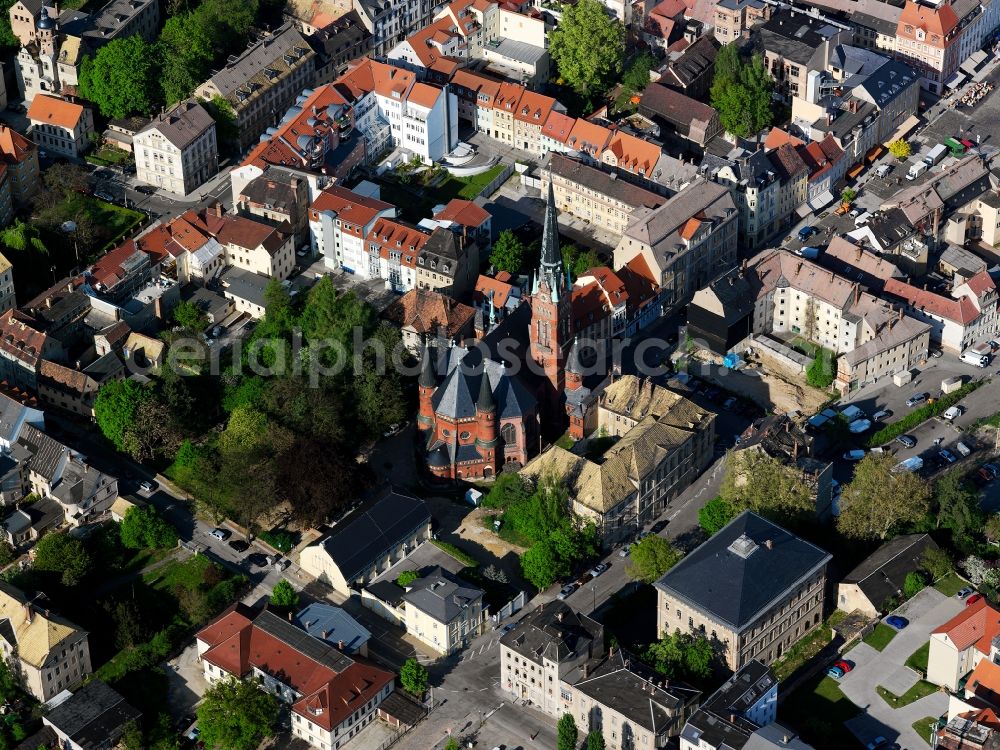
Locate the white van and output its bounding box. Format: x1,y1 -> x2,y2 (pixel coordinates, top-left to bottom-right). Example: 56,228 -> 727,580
854,211 -> 872,228
961,350 -> 990,367
943,405 -> 963,421
874,164 -> 891,179
907,162 -> 929,180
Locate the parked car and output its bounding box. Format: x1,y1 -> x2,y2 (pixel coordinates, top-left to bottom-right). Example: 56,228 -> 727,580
866,737 -> 888,750
957,588 -> 974,599
247,553 -> 268,567
886,616 -> 908,630
798,225 -> 818,241
848,419 -> 872,434
872,409 -> 892,420
930,348 -> 943,358
209,528 -> 231,541
138,480 -> 155,493
833,659 -> 853,673
228,539 -> 250,554
826,665 -> 845,679
906,392 -> 929,407
939,449 -> 957,463
843,449 -> 867,461
651,520 -> 669,533
619,545 -> 631,558
723,397 -> 738,410
967,594 -> 984,606
557,584 -> 577,601
943,406 -> 963,421
94,191 -> 115,202
980,464 -> 1000,481
588,563 -> 609,577
990,340 -> 1000,351
499,622 -> 517,634
895,434 -> 917,448
576,572 -> 593,586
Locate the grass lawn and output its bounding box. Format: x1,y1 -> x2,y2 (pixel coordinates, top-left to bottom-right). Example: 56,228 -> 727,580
934,571 -> 968,597
905,642 -> 930,674
827,610 -> 849,629
876,680 -> 938,708
863,623 -> 898,651
781,675 -> 860,750
774,622 -> 833,681
144,554 -> 214,591
911,717 -> 937,746
375,164 -> 507,222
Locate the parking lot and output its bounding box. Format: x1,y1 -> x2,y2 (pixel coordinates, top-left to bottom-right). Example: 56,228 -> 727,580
840,588 -> 963,749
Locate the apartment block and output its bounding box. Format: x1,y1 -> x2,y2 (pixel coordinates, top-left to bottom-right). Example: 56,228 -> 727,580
134,101 -> 217,197
655,511 -> 831,670
194,24 -> 316,151
27,94 -> 93,158
0,125 -> 38,205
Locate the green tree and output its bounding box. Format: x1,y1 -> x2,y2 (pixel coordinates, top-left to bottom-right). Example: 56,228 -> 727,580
935,471 -> 983,538
483,472 -> 533,509
95,379 -> 153,452
0,0 -> 19,50
710,52 -> 774,140
0,540 -> 13,567
79,36 -> 160,119
173,300 -> 208,331
489,230 -> 525,274
587,731 -> 606,750
621,52 -> 657,93
562,245 -> 601,280
120,720 -> 143,750
805,348 -> 834,389
119,506 -> 178,550
888,139 -> 911,160
904,571 -> 927,598
204,95 -> 238,152
986,515 -> 1000,545
196,677 -> 279,750
444,740 -> 460,750
0,219 -> 47,254
644,630 -> 715,681
837,454 -> 932,540
33,533 -> 93,586
699,496 -> 735,535
399,657 -> 429,697
521,539 -> 561,589
269,579 -> 299,610
550,0 -> 625,99
557,713 -> 578,750
396,570 -> 419,587
626,535 -> 682,583
840,188 -> 858,204
921,545 -> 953,580
720,450 -> 814,520
158,10 -> 215,105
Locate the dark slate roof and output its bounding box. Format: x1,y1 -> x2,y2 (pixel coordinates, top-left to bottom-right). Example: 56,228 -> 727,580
759,11 -> 843,65
431,345 -> 536,421
365,579 -> 406,607
548,154 -> 666,209
654,511 -> 831,632
841,533 -> 938,609
17,424 -> 69,483
574,650 -> 700,735
679,660 -> 776,750
660,35 -> 720,89
239,166 -> 302,211
44,680 -> 141,750
253,609 -> 355,673
293,603 -> 371,653
313,486 -> 430,581
640,84 -> 718,130
856,58 -> 919,109
500,601 -> 602,666
696,267 -> 757,325
402,567 -> 484,623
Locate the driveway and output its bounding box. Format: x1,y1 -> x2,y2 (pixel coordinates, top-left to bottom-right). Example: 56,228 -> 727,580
839,588 -> 964,749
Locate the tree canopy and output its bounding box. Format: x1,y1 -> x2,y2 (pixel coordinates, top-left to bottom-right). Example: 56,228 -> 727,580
644,630 -> 715,682
119,506 -> 178,550
196,677 -> 279,750
587,731 -> 607,750
837,454 -> 932,540
888,139 -> 912,160
489,230 -> 525,274
557,714 -> 578,750
95,380 -> 153,453
934,471 -> 983,540
269,579 -> 299,609
550,0 -> 625,99
33,533 -> 93,586
699,496 -> 735,535
626,535 -> 683,583
720,450 -> 814,522
710,45 -> 774,140
400,657 -> 429,696
79,36 -> 160,119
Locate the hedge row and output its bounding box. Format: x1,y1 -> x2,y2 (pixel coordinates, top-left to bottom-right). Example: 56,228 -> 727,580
430,538 -> 479,567
866,380 -> 984,447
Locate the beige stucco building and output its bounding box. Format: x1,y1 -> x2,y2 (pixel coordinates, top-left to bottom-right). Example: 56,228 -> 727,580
402,568 -> 485,655
655,512 -> 830,670
27,94 -> 93,158
0,580 -> 92,701
134,101 -> 217,197
299,487 -> 432,597
522,376 -> 715,546
928,600 -> 1000,691
543,154 -> 666,237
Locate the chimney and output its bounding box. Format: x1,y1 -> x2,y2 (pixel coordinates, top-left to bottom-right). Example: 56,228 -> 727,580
783,735 -> 790,744
338,640 -> 345,650
215,203 -> 223,218
764,539 -> 774,550
557,611 -> 564,622
321,630 -> 329,639
45,296 -> 53,309
581,664 -> 588,678
730,713 -> 737,724
23,603 -> 31,624
288,611 -> 293,621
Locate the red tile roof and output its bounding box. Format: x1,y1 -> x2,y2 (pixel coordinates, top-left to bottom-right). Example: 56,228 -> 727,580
217,215 -> 288,256
963,269 -> 996,298
475,274 -> 515,308
0,310 -> 48,368
764,127 -> 804,151
604,131 -> 660,176
381,288 -> 475,336
884,278 -> 981,325
27,95 -> 85,131
967,657 -> 1000,703
0,126 -> 34,163
932,599 -> 1000,654
618,254 -> 659,310
897,0 -> 957,46
541,111 -> 576,145
434,198 -> 490,228
310,185 -> 396,236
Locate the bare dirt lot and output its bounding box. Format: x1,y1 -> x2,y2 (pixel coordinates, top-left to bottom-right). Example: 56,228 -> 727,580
456,505 -> 527,558
692,358 -> 830,415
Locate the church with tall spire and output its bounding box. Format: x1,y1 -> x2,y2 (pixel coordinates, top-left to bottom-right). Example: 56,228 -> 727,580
527,176 -> 573,426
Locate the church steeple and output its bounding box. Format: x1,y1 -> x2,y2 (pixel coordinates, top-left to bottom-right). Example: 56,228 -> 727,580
536,172 -> 565,302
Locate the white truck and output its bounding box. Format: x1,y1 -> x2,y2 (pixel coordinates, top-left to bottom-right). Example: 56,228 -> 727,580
894,456 -> 924,473
907,162 -> 929,180
924,143 -> 948,167
961,350 -> 990,367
